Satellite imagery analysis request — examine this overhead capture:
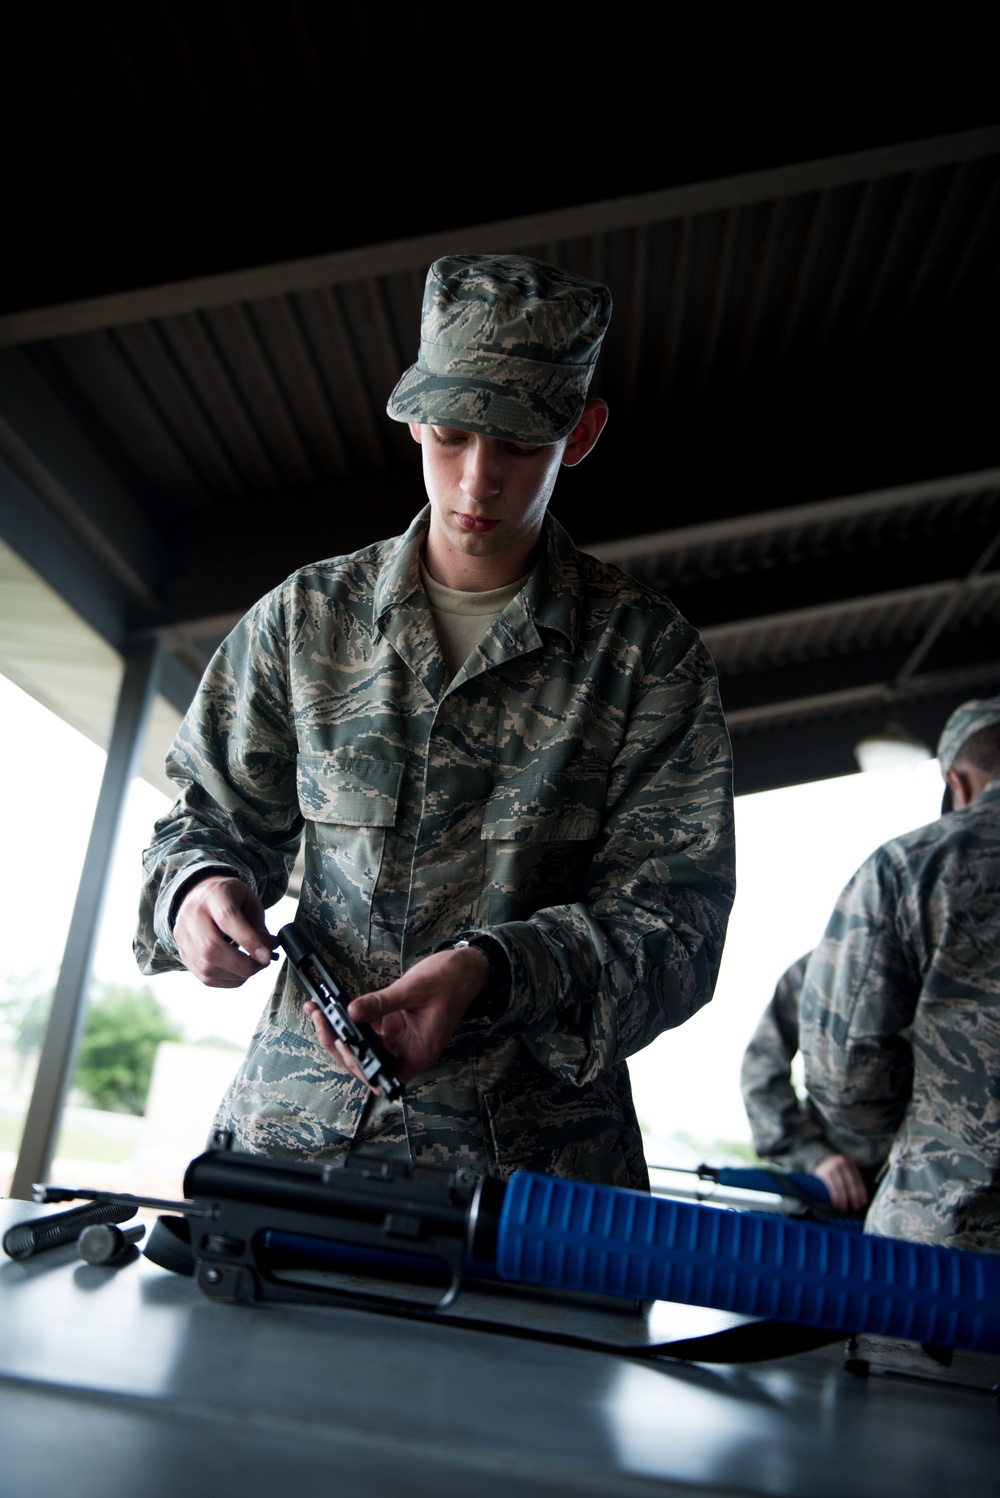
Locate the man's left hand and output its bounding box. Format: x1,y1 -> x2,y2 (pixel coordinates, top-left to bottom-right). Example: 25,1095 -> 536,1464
304,945 -> 490,1088
813,1152 -> 870,1213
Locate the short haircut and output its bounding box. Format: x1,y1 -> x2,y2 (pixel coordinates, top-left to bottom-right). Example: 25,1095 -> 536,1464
953,723 -> 1000,776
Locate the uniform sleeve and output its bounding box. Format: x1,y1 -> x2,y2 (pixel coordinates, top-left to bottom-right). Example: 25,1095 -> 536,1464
463,624 -> 736,1085
799,851 -> 918,1169
740,954 -> 834,1172
134,585 -> 303,974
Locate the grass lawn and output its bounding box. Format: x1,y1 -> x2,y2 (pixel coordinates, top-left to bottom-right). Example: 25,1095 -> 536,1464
1,1103 -> 143,1167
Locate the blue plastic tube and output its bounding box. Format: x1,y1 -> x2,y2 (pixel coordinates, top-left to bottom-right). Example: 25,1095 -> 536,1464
497,1173 -> 1000,1353
714,1167 -> 833,1203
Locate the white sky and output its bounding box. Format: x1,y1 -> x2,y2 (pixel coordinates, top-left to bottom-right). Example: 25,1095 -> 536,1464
0,671 -> 944,1152
629,754 -> 943,1153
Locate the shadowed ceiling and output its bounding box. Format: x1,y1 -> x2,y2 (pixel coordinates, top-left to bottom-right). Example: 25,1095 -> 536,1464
2,5 -> 998,792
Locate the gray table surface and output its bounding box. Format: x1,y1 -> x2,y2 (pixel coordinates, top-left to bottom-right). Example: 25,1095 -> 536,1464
1,1199 -> 997,1497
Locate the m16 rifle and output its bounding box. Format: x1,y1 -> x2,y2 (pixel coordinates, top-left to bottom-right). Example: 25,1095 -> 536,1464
34,1144 -> 1000,1358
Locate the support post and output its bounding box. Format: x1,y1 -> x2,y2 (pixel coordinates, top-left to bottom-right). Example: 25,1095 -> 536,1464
10,636 -> 162,1199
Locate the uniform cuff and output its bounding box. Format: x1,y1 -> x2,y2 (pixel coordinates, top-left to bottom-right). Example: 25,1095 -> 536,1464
434,933 -> 512,1022
153,862 -> 245,956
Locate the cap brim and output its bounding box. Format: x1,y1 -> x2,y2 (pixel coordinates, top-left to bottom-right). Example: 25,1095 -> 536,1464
386,364 -> 583,444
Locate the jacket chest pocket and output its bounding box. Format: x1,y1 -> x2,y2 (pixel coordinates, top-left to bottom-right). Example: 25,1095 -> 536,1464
296,752 -> 403,950
479,773 -> 603,924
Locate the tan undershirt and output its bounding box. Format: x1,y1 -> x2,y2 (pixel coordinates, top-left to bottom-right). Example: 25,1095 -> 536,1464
420,563 -> 532,681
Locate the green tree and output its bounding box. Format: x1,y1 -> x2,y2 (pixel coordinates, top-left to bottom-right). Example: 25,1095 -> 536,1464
74,983 -> 183,1115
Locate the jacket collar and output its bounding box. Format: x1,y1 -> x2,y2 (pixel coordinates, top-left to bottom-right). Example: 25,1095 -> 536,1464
374,506 -> 582,648
373,508 -> 428,623
522,512 -> 582,651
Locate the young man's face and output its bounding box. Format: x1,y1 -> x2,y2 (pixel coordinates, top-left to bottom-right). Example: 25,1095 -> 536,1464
411,423 -> 567,583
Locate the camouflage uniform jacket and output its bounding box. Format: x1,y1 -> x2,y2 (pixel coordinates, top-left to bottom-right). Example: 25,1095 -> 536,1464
136,508 -> 735,1189
800,780 -> 1000,1253
740,953 -> 837,1172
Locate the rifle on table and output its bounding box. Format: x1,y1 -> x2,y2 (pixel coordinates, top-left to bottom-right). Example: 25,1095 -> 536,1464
34,1143 -> 1000,1359
648,1162 -> 865,1221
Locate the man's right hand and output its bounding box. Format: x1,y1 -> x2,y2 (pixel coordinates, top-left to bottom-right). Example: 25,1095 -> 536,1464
173,875 -> 276,987
813,1152 -> 870,1213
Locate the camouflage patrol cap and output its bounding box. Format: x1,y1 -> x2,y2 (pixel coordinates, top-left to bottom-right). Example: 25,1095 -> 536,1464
386,254 -> 611,443
936,694 -> 1000,773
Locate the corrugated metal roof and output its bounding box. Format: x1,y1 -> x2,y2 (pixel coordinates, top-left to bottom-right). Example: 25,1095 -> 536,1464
20,148 -> 999,536
1,6 -> 997,793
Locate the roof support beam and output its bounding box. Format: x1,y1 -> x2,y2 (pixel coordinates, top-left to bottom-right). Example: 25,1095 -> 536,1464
10,635 -> 162,1199
0,448 -> 135,655
726,659 -> 1000,731
701,570 -> 1000,653
0,351 -> 163,608
2,128 -> 997,347
585,469 -> 1000,565
892,516 -> 1000,688
0,385 -> 202,725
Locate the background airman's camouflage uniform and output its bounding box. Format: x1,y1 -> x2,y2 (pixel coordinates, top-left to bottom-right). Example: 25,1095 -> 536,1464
136,508 -> 735,1188
740,953 -> 836,1172
800,781 -> 1000,1253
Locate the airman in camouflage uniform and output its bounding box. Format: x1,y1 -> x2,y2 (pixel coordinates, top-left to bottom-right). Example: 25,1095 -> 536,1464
136,255 -> 735,1189
742,954 -> 830,1170
800,697 -> 1000,1252
741,952 -> 880,1210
